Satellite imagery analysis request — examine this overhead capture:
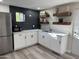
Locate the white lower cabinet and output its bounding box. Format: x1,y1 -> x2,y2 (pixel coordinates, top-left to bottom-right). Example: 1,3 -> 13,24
39,32 -> 61,53
14,30 -> 67,55
14,32 -> 26,50
14,30 -> 38,50
39,31 -> 68,55
39,32 -> 50,48
30,31 -> 37,45
50,36 -> 61,53
24,31 -> 37,47
25,32 -> 32,47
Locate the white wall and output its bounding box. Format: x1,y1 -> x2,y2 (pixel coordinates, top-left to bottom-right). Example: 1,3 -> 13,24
0,4 -> 9,13
40,3 -> 79,53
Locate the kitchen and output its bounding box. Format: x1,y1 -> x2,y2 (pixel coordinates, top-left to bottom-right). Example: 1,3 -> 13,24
0,0 -> 79,59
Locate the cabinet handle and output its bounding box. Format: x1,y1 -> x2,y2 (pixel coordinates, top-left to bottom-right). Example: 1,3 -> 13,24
42,36 -> 45,38
31,35 -> 33,38
59,40 -> 61,45
25,36 -> 27,39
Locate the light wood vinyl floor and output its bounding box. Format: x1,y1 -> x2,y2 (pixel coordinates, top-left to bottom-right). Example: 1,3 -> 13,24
0,45 -> 78,59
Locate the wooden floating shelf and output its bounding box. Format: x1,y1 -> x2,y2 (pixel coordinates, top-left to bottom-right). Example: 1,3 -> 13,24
53,22 -> 71,25
40,15 -> 49,18
53,12 -> 72,17
40,22 -> 49,24
40,12 -> 50,18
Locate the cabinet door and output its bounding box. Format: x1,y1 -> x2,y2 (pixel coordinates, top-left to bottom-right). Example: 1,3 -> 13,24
39,32 -> 49,47
39,32 -> 46,46
21,33 -> 26,48
50,36 -> 61,53
14,33 -> 26,50
25,31 -> 37,47
43,33 -> 50,48
25,32 -> 32,46
30,32 -> 37,45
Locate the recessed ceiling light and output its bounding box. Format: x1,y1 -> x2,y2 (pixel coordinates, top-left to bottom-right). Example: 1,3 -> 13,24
0,0 -> 3,2
37,7 -> 41,10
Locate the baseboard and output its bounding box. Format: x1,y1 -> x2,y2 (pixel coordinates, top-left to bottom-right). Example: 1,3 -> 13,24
14,43 -> 38,51
38,43 -> 61,56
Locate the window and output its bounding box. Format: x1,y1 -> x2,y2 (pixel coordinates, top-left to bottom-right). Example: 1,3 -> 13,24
16,12 -> 25,22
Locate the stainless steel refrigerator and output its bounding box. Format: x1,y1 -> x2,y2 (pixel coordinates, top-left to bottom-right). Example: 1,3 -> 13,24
0,12 -> 13,55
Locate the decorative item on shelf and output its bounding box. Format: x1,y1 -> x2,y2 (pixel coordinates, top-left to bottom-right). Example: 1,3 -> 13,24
45,12 -> 50,17
53,6 -> 72,25
53,18 -> 71,25
53,11 -> 72,17
59,18 -> 63,23
56,8 -> 59,14
53,6 -> 72,17
40,18 -> 49,24
53,22 -> 71,25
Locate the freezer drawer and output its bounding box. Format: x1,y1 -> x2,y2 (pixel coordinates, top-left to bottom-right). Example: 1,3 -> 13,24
0,36 -> 13,55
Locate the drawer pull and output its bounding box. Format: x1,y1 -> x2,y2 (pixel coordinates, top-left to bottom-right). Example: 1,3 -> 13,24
42,36 -> 45,38
59,40 -> 61,45
31,35 -> 33,38
25,36 -> 27,39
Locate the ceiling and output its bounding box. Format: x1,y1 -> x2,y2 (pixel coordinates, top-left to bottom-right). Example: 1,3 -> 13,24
1,0 -> 79,10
